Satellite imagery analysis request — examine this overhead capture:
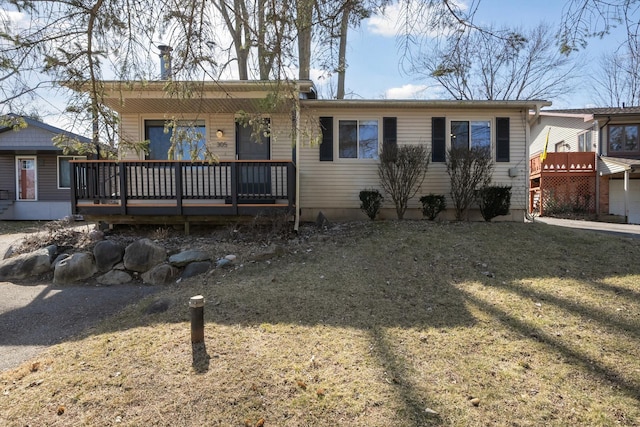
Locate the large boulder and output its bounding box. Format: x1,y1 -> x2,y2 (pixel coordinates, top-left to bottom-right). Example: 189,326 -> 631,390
141,263 -> 177,285
53,252 -> 97,284
181,261 -> 212,279
0,246 -> 54,281
123,239 -> 166,272
93,240 -> 124,271
96,270 -> 132,285
168,250 -> 210,267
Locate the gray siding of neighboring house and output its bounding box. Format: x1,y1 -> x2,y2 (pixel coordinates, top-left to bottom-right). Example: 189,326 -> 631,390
1,123 -> 77,219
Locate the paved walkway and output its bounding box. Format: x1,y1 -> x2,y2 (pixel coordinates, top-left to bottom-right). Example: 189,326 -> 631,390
533,216 -> 640,239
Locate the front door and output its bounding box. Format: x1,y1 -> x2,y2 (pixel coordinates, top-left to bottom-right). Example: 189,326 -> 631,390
16,157 -> 37,200
236,120 -> 271,198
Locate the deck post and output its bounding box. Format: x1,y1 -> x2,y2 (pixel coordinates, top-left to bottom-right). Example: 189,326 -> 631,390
230,162 -> 238,215
119,162 -> 128,215
287,162 -> 295,209
175,162 -> 183,215
70,162 -> 78,214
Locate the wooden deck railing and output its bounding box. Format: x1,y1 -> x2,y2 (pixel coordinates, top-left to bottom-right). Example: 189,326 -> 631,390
70,160 -> 295,217
530,152 -> 596,177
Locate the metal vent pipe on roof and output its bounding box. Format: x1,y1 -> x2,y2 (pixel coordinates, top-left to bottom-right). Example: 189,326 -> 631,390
158,45 -> 172,80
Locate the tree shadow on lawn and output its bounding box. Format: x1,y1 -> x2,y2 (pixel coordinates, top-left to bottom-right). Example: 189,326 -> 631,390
3,221 -> 640,423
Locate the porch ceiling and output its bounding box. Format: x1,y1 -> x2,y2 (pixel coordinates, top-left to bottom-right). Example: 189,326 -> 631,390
101,97 -> 291,115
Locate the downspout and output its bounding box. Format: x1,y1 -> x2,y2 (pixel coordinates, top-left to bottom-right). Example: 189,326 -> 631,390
294,99 -> 301,232
524,109 -> 531,221
598,117 -> 612,219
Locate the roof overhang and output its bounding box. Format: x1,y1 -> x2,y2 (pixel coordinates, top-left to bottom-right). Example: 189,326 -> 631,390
302,99 -> 551,110
78,80 -> 316,115
534,111 -> 595,122
599,156 -> 640,176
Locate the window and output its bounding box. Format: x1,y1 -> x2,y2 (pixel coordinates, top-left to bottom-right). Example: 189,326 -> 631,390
609,125 -> 639,153
451,121 -> 491,150
578,131 -> 592,152
58,156 -> 86,189
555,141 -> 567,152
145,120 -> 206,160
338,119 -> 379,159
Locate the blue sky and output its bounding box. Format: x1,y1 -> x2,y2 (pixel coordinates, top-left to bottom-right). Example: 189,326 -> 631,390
3,0 -> 631,130
341,0 -> 628,108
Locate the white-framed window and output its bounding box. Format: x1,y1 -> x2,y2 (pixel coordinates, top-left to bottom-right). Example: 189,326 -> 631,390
578,131 -> 592,152
145,119 -> 207,160
451,120 -> 491,150
338,119 -> 379,159
58,156 -> 86,189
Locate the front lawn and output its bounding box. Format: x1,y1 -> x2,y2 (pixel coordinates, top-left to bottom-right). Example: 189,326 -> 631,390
1,220 -> 639,426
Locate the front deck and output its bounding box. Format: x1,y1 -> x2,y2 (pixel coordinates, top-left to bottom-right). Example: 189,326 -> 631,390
529,152 -> 597,216
71,160 -> 295,223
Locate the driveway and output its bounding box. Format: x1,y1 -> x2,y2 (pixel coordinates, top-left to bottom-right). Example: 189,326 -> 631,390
0,231 -> 160,372
533,216 -> 640,239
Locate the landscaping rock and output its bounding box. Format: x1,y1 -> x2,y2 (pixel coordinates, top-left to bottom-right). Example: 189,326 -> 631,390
96,270 -> 132,285
146,297 -> 171,314
141,263 -> 177,285
0,247 -> 53,281
168,250 -> 210,267
181,261 -> 212,279
93,240 -> 124,271
123,238 -> 166,272
53,252 -> 97,284
251,245 -> 285,262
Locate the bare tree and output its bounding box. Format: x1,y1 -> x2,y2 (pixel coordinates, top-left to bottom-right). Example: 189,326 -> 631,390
591,13 -> 640,107
415,23 -> 579,101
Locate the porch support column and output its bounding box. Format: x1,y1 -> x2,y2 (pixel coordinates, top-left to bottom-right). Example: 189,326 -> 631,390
624,169 -> 630,223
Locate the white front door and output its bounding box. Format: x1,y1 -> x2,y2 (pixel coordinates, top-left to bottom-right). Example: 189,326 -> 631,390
16,157 -> 37,200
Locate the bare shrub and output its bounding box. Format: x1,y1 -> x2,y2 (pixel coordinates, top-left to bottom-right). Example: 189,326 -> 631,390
446,146 -> 493,221
378,144 -> 430,219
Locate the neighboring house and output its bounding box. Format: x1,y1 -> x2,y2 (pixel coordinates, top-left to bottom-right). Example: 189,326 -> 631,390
69,80 -> 550,226
530,107 -> 640,223
0,114 -> 91,220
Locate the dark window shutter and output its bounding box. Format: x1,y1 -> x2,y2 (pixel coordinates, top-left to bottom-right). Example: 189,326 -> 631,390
496,117 -> 510,162
383,117 -> 397,153
432,117 -> 446,162
319,116 -> 333,161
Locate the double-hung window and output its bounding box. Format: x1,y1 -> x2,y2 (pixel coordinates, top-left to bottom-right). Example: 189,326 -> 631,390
338,119 -> 379,159
145,120 -> 207,160
451,121 -> 491,150
608,125 -> 639,153
578,131 -> 592,152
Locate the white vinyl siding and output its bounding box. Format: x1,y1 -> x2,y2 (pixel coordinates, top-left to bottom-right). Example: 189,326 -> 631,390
299,108 -> 528,217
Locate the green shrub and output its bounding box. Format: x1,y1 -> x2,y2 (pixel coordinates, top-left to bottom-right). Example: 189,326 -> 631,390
476,186 -> 511,222
419,194 -> 446,220
359,189 -> 383,220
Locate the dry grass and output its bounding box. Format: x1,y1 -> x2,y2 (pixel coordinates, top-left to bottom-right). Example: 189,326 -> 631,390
2,220 -> 640,426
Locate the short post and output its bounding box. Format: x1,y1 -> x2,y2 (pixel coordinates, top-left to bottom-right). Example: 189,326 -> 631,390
189,295 -> 205,343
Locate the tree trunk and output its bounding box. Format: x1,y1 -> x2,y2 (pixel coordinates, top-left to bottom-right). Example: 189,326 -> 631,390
336,6 -> 350,99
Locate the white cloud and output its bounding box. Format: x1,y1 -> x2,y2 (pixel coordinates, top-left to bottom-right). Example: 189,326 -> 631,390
1,8 -> 28,29
367,0 -> 468,38
385,84 -> 431,99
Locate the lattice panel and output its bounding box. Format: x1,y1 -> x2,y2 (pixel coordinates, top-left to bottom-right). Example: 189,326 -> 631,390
541,175 -> 596,214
